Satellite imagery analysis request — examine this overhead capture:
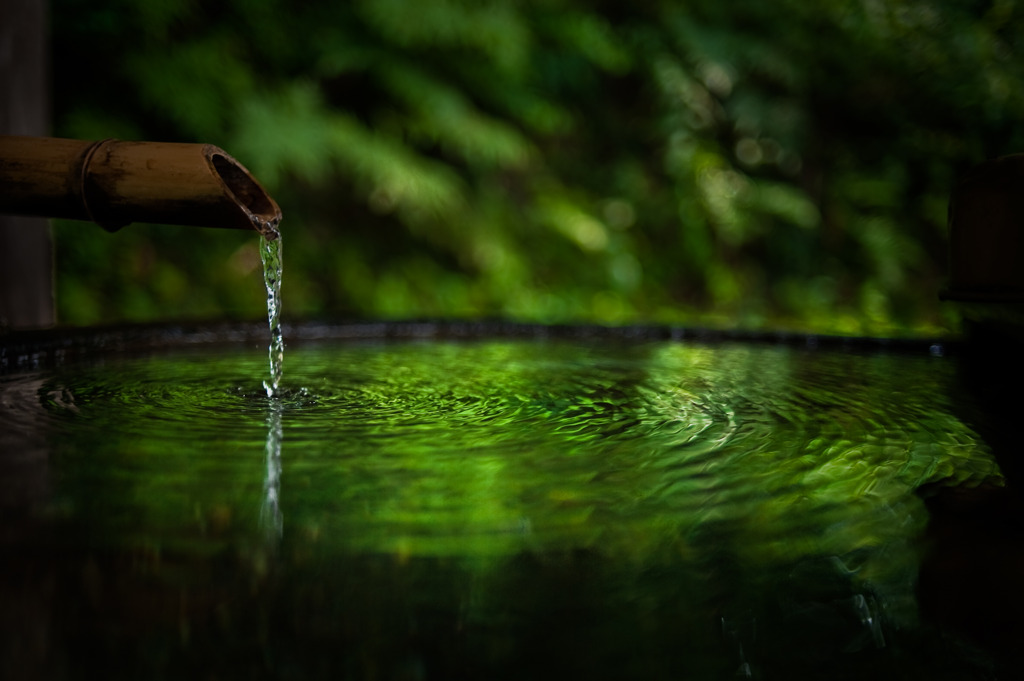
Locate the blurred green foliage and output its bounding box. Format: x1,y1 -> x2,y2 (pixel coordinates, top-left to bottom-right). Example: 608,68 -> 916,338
50,0 -> 1024,334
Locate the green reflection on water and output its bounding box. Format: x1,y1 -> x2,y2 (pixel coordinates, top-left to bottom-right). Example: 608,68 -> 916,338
16,340 -> 1005,678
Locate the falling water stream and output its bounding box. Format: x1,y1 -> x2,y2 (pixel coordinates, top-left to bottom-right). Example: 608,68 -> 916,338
259,232 -> 284,398
258,230 -> 285,541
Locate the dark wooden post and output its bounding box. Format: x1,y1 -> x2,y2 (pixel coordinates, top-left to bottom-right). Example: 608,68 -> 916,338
0,0 -> 54,329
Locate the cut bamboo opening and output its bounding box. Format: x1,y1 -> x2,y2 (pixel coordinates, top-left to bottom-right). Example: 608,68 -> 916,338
0,136 -> 282,240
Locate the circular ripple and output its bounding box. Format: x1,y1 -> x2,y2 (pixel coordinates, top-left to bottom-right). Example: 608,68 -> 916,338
5,338 -> 1001,565
0,334 -> 1008,678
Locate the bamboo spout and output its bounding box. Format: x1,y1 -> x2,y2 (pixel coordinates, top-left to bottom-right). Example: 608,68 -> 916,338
0,136 -> 281,240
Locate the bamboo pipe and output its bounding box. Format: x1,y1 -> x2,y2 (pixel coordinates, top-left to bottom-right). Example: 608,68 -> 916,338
0,136 -> 281,240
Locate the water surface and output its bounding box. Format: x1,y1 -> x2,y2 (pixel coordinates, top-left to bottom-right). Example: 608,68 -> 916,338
0,337 -> 1008,679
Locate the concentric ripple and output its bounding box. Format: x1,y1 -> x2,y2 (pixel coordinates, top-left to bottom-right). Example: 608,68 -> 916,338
0,336 -> 1007,678
19,339 -> 998,558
